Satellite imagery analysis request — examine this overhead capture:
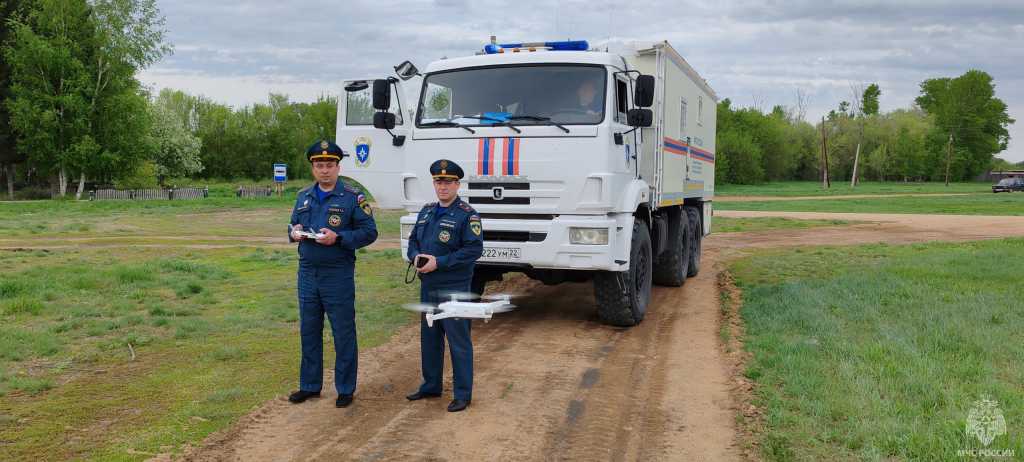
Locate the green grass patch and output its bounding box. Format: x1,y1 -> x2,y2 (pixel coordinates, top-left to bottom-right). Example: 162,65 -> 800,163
714,217 -> 852,233
717,181 -> 991,197
732,239 -> 1024,460
0,327 -> 62,361
718,192 -> 1024,215
2,296 -> 44,316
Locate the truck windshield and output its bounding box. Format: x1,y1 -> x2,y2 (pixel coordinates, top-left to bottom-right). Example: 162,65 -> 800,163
417,65 -> 606,127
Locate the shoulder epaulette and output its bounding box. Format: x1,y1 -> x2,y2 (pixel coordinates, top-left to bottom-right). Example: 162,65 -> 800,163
458,202 -> 475,213
298,184 -> 314,195
344,184 -> 360,194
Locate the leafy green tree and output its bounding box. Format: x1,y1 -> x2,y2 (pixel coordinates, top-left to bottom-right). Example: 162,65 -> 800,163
717,130 -> 763,184
4,0 -> 95,196
915,70 -> 1014,181
4,0 -> 169,197
862,83 -> 880,116
1,0 -> 31,198
147,100 -> 201,183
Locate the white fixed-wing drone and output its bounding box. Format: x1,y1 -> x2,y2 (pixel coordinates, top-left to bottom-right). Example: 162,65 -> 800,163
405,293 -> 515,327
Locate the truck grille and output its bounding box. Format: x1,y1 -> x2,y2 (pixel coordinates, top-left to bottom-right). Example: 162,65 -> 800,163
483,230 -> 546,242
470,197 -> 530,205
468,181 -> 531,205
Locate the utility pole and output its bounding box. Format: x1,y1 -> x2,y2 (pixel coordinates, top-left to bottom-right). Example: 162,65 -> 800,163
820,116 -> 831,188
944,132 -> 953,186
851,143 -> 861,187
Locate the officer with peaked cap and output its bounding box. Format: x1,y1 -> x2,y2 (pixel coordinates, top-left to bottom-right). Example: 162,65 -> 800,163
405,159 -> 483,412
287,139 -> 378,408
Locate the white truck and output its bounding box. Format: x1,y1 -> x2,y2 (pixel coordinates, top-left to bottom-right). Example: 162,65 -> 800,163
338,39 -> 716,326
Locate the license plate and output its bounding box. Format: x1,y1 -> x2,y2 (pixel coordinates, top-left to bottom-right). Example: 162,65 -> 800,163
481,247 -> 521,260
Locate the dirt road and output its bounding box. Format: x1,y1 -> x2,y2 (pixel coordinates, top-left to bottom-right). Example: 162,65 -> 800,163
168,212 -> 1024,462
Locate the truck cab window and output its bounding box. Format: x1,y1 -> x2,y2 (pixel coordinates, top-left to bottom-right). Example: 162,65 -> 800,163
615,78 -> 628,123
346,83 -> 403,126
417,65 -> 606,126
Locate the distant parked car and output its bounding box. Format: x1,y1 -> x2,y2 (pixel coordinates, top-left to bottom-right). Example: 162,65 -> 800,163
992,177 -> 1024,193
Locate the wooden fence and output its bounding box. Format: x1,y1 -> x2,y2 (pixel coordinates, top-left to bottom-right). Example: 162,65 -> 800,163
89,187 -> 208,201
236,186 -> 273,198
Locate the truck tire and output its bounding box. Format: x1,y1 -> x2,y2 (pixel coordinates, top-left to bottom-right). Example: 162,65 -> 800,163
653,207 -> 690,287
685,206 -> 702,277
593,219 -> 653,326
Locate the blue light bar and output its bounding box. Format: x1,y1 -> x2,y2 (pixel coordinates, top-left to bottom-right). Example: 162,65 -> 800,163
483,40 -> 589,54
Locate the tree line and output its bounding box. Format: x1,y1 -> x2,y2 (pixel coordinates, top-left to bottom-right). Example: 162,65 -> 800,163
715,72 -> 1017,185
1,1 -> 1017,199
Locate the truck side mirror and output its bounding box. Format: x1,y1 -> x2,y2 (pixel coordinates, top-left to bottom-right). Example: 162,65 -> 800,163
635,75 -> 655,108
627,109 -> 653,127
373,112 -> 396,130
394,60 -> 420,81
372,79 -> 391,110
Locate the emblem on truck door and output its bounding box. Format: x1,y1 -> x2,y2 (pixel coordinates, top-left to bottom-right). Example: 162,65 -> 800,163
492,186 -> 504,200
354,136 -> 372,167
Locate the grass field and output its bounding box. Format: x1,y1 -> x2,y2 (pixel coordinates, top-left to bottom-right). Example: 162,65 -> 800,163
0,194 -> 404,243
716,181 -> 992,197
0,191 -> 415,460
717,192 -> 1024,216
713,217 -> 853,233
731,239 -> 1024,461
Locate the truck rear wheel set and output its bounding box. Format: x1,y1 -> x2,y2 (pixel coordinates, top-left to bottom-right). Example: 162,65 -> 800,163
594,206 -> 703,326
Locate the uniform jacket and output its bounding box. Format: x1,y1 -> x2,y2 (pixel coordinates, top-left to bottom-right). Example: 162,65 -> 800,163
407,197 -> 483,286
289,182 -> 378,268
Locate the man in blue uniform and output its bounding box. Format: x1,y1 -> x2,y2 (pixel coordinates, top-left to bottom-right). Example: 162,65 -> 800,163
405,159 -> 483,412
287,139 -> 378,408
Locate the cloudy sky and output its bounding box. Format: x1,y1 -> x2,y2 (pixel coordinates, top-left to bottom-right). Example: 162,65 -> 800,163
139,0 -> 1024,162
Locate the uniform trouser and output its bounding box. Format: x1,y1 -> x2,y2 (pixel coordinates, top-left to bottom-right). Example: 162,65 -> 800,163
297,264 -> 357,395
418,282 -> 474,401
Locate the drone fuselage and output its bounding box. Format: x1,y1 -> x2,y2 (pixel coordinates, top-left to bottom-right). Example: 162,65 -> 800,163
425,297 -> 512,327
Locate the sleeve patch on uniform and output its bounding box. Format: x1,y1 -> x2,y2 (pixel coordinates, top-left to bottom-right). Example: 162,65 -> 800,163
357,193 -> 372,216
470,219 -> 482,236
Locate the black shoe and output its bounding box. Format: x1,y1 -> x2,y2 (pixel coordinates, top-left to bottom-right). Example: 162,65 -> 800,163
336,394 -> 353,408
447,399 -> 470,412
406,391 -> 442,401
288,390 -> 320,404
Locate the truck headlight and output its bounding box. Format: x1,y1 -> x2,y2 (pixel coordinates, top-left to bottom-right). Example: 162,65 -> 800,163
569,227 -> 609,245
401,223 -> 414,239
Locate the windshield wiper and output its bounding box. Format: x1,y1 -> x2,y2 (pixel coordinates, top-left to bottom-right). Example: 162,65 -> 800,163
420,121 -> 476,134
452,114 -> 522,134
507,115 -> 570,133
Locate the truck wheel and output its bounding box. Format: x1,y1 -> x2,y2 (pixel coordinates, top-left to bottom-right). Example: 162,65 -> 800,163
653,207 -> 690,287
685,207 -> 702,277
593,219 -> 653,326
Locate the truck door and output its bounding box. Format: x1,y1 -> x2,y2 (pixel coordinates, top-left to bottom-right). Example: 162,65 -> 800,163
337,79 -> 411,209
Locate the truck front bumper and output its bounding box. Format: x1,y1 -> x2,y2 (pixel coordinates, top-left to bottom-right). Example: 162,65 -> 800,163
400,213 -> 634,272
